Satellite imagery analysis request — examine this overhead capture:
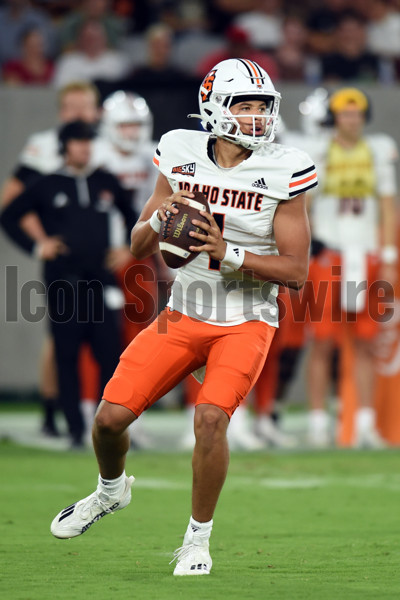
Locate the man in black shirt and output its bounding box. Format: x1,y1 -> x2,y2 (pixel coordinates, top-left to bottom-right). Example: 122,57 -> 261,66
1,121 -> 137,447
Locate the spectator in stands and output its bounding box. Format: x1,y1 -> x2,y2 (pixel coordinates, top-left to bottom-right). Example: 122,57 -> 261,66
320,11 -> 382,82
274,15 -> 311,82
233,0 -> 284,52
52,19 -> 130,89
196,24 -> 279,81
108,23 -> 197,139
171,8 -> 226,77
205,0 -> 252,34
57,0 -> 126,52
112,0 -> 152,34
128,23 -> 189,86
306,0 -> 352,55
366,0 -> 400,59
2,26 -> 54,85
0,0 -> 55,65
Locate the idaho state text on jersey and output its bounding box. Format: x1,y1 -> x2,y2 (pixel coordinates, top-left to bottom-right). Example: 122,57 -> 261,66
179,182 -> 263,212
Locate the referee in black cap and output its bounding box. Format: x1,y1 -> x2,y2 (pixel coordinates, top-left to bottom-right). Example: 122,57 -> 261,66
1,120 -> 138,447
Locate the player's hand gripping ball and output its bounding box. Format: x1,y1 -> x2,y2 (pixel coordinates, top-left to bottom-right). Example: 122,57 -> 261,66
159,191 -> 210,268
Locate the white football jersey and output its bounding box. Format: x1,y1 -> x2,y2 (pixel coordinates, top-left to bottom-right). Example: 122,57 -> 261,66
94,138 -> 158,214
18,129 -> 61,173
18,128 -> 110,174
154,129 -> 317,327
93,139 -> 158,249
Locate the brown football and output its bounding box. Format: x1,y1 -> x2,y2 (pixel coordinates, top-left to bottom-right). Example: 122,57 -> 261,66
159,191 -> 210,269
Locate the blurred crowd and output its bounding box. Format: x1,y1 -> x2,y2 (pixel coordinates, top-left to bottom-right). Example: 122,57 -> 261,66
2,0 -> 400,88
2,0 -> 400,453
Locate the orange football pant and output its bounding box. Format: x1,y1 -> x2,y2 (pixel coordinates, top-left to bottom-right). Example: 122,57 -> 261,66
103,308 -> 276,418
307,249 -> 381,341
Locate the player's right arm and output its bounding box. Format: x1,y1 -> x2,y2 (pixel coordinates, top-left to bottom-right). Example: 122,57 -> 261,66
1,176 -> 25,208
1,169 -> 51,249
130,173 -> 193,259
0,183 -> 68,259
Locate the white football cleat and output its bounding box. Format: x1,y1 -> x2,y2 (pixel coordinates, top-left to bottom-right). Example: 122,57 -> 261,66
228,427 -> 266,451
50,475 -> 135,539
353,428 -> 387,450
228,405 -> 265,451
307,409 -> 331,449
171,541 -> 212,576
254,416 -> 297,449
307,429 -> 331,449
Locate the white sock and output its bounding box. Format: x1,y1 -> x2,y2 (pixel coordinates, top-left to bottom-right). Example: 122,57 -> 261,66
355,407 -> 375,434
308,409 -> 329,432
228,404 -> 249,434
188,516 -> 213,540
81,399 -> 96,430
98,471 -> 126,496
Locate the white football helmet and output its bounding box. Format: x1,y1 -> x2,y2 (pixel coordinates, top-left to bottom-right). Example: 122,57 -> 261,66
191,58 -> 281,149
298,88 -> 329,136
102,91 -> 153,153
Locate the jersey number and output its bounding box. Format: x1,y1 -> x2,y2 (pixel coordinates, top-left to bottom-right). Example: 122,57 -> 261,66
339,197 -> 365,215
209,212 -> 225,271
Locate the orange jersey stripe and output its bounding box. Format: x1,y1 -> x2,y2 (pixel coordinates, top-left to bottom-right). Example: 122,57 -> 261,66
289,172 -> 317,188
153,157 -> 160,167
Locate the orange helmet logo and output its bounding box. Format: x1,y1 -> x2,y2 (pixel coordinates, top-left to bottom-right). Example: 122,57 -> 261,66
200,70 -> 216,103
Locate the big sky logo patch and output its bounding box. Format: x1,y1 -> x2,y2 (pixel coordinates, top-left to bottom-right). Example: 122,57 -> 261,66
172,162 -> 196,177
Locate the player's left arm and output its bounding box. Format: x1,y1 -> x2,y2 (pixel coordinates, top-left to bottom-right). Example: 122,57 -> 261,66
190,192 -> 311,289
373,135 -> 399,284
380,194 -> 398,285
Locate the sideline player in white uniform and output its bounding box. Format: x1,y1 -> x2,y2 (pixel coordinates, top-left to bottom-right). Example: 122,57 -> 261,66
50,58 -> 317,575
100,91 -> 157,216
245,88 -> 332,449
99,90 -> 160,341
302,88 -> 398,448
79,91 -> 160,446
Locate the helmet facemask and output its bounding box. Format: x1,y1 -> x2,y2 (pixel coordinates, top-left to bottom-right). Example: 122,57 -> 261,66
215,94 -> 281,149
111,121 -> 151,154
102,91 -> 153,154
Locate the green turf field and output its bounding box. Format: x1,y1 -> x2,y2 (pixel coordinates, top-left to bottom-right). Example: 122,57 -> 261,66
1,442 -> 400,600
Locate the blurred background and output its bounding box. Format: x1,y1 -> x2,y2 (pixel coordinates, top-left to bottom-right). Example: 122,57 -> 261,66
1,0 -> 400,452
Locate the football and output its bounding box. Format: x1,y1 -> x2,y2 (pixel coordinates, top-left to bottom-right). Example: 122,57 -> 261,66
159,191 -> 210,268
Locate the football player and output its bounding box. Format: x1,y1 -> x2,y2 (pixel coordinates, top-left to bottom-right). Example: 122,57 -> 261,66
249,88 -> 332,448
50,58 -> 317,576
99,90 -> 160,345
79,91 -> 160,447
303,88 -> 398,448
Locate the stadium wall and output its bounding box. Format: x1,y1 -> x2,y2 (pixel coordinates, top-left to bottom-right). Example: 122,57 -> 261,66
1,84 -> 399,390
